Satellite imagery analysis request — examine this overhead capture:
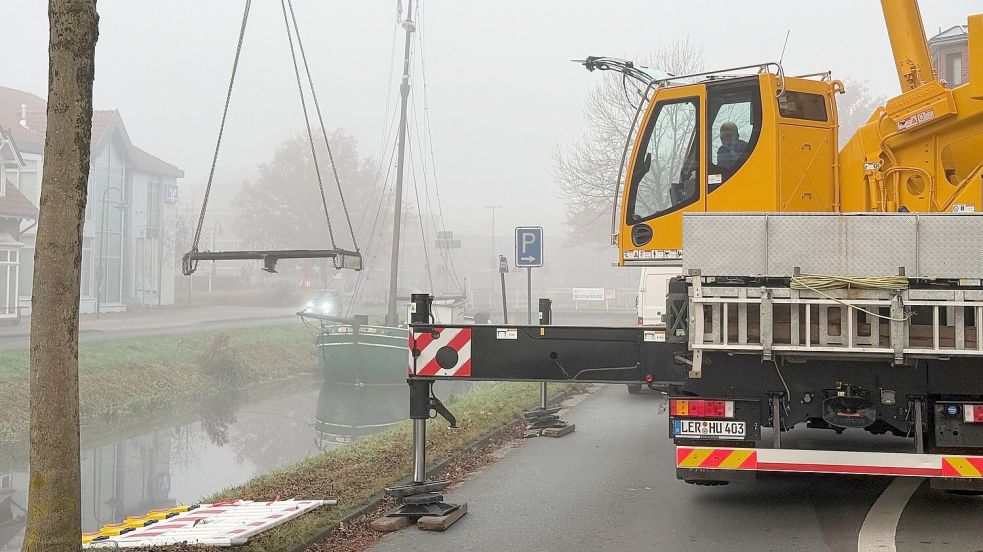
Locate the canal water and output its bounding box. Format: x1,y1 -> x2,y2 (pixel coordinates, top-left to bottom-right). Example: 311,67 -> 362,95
0,378 -> 471,550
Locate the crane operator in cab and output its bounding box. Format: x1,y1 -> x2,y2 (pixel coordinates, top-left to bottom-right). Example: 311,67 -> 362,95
717,121 -> 748,170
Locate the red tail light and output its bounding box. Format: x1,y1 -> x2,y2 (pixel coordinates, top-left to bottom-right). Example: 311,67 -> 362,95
670,399 -> 735,419
637,316 -> 644,325
964,405 -> 983,423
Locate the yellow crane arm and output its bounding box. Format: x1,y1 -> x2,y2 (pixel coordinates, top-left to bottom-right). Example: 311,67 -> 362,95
881,0 -> 936,91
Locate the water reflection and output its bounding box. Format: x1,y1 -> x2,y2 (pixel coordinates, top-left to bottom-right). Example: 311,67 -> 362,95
0,375 -> 470,550
315,382 -> 406,445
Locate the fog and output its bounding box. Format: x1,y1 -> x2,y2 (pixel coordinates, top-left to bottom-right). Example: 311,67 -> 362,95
1,0 -> 978,251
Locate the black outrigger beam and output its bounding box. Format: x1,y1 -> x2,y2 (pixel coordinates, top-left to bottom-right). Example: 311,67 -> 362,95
181,248 -> 362,275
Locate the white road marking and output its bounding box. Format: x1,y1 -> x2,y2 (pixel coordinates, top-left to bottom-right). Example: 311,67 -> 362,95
857,476 -> 923,552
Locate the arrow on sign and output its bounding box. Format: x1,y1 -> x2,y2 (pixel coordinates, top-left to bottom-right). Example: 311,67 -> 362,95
520,255 -> 535,262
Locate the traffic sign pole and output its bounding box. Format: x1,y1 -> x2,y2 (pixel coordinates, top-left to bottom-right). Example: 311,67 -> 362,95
527,267 -> 532,325
499,255 -> 509,324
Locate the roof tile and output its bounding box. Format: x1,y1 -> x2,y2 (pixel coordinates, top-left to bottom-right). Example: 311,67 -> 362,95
0,180 -> 39,219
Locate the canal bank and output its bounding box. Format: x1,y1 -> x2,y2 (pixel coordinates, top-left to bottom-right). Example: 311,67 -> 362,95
0,322 -> 316,446
1,373 -> 481,550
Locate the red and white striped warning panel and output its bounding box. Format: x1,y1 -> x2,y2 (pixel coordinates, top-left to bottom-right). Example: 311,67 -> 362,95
408,327 -> 472,377
677,446 -> 983,478
83,499 -> 334,548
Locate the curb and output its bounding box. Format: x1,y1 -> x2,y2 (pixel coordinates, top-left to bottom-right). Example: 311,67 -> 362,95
286,385 -> 587,552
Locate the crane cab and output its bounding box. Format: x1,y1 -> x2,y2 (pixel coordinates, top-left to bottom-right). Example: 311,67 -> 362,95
619,70 -> 841,266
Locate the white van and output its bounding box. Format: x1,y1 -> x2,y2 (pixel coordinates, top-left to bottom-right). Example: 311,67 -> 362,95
636,266 -> 682,327
628,266 -> 681,394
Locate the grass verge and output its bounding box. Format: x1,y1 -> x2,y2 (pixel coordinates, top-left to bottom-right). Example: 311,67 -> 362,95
0,323 -> 316,444
148,382 -> 583,552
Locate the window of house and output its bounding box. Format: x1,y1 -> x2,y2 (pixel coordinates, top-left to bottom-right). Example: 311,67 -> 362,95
80,239 -> 93,298
16,159 -> 39,205
707,81 -> 762,191
0,164 -> 6,197
628,98 -> 700,222
91,140 -> 127,304
0,248 -> 18,318
139,178 -> 164,301
778,91 -> 828,122
949,54 -> 963,86
147,178 -> 162,239
17,241 -> 34,303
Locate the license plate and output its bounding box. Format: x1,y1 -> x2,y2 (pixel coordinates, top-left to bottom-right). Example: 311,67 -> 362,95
673,419 -> 746,439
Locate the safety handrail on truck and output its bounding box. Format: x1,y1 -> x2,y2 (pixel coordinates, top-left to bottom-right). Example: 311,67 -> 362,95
684,280 -> 983,376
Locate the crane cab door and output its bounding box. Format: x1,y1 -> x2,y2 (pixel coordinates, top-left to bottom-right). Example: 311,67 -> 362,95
775,81 -> 837,212
620,85 -> 706,263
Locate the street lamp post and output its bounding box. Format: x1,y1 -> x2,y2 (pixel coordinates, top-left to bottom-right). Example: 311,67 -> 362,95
96,186 -> 126,319
485,205 -> 501,315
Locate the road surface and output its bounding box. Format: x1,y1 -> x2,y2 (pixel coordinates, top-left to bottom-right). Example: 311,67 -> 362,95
371,385 -> 983,552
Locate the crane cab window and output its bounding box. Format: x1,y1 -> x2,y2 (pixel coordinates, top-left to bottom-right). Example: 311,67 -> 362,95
707,81 -> 762,191
628,98 -> 700,223
778,91 -> 827,121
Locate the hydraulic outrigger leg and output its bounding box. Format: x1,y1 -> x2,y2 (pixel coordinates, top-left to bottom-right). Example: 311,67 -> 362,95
384,296 -> 461,520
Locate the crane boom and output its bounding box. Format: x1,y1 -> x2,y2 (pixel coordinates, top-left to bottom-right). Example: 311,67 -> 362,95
881,0 -> 936,91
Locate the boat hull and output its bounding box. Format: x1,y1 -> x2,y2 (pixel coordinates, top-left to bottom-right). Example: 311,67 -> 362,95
317,324 -> 407,385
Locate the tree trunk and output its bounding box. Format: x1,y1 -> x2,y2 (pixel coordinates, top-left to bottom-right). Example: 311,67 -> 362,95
22,2 -> 98,551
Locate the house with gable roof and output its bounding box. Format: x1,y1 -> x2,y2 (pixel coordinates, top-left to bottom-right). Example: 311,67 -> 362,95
929,25 -> 969,87
0,85 -> 184,316
0,125 -> 36,320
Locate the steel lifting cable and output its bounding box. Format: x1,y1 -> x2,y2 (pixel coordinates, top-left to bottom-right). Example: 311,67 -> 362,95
284,0 -> 359,255
279,0 -> 339,264
413,4 -> 464,292
406,131 -> 436,294
346,139 -> 399,318
185,0 -> 252,276
790,274 -> 910,321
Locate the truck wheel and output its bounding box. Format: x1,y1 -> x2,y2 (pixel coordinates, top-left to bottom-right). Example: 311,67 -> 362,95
626,384 -> 642,394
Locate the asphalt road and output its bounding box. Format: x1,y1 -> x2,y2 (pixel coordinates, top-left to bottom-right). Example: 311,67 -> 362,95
371,385 -> 983,552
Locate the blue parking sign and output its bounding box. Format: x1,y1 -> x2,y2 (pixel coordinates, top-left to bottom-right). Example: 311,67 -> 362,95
514,227 -> 543,268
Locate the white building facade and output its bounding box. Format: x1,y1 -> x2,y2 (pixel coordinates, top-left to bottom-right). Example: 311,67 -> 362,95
0,86 -> 183,316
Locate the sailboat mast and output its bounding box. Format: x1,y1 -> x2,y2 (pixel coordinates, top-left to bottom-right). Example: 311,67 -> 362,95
385,0 -> 415,327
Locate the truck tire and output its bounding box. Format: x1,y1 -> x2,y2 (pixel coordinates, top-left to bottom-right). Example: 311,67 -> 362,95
626,384 -> 642,394
944,489 -> 983,496
685,479 -> 730,486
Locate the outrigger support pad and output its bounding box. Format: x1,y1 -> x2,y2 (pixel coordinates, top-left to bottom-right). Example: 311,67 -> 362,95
181,248 -> 363,275
385,481 -> 460,518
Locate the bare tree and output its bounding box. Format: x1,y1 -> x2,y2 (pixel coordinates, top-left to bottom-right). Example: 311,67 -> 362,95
233,129 -> 378,251
836,78 -> 888,145
23,1 -> 98,551
553,39 -> 705,244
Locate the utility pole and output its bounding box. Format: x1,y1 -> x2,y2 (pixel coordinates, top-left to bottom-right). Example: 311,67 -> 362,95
485,204 -> 501,312
485,205 -> 501,264
385,0 -> 415,327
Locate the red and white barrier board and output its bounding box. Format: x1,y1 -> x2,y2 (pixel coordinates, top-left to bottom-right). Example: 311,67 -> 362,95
677,446 -> 983,478
84,499 -> 332,548
408,327 -> 472,377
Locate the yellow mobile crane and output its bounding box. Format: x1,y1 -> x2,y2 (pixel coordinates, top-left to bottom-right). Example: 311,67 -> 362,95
386,1 -> 983,517
615,0 -> 983,262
